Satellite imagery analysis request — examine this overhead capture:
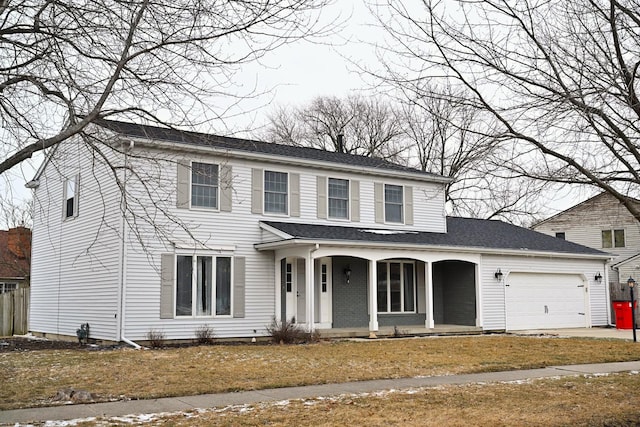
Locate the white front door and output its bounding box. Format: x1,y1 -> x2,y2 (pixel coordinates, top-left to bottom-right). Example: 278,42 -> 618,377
318,258 -> 333,327
285,258 -> 308,324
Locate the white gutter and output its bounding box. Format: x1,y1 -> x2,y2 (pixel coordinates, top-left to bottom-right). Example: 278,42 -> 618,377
117,140 -> 141,349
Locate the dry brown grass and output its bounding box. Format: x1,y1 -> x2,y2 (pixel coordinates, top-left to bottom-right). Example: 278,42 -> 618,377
1,335 -> 640,411
142,373 -> 640,426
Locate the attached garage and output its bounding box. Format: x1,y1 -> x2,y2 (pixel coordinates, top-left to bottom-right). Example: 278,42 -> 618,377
505,273 -> 588,330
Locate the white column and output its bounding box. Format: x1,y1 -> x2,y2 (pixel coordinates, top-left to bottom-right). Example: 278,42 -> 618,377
306,250 -> 315,332
275,256 -> 282,323
368,259 -> 379,335
426,261 -> 434,328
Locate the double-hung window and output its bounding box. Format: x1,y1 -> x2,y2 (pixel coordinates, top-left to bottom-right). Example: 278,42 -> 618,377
328,178 -> 349,219
377,261 -> 415,313
0,282 -> 17,294
176,255 -> 232,317
64,176 -> 79,218
384,184 -> 403,223
264,171 -> 288,214
602,229 -> 625,248
191,162 -> 219,209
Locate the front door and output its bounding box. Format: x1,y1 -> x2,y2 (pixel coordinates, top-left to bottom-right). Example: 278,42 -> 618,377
285,258 -> 307,324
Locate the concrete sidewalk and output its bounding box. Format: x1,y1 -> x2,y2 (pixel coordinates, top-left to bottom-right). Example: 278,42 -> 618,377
2,360 -> 640,425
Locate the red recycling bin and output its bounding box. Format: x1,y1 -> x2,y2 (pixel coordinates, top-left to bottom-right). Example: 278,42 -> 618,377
613,300 -> 637,329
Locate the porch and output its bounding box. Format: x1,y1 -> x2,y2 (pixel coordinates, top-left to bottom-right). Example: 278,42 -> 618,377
317,324 -> 483,339
269,248 -> 480,335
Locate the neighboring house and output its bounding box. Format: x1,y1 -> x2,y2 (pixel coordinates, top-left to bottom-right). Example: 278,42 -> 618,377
532,192 -> 640,294
0,227 -> 31,293
27,119 -> 611,343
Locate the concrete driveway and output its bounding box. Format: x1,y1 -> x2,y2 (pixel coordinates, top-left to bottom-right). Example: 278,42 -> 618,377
513,327 -> 638,341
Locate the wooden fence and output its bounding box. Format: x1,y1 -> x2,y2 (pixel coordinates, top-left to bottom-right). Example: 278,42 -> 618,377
0,287 -> 29,336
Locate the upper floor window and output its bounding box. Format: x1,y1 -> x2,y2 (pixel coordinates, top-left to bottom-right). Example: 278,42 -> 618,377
64,176 -> 79,218
384,184 -> 403,223
328,178 -> 349,219
176,255 -> 232,317
602,229 -> 625,248
191,162 -> 219,209
555,232 -> 566,240
264,171 -> 288,214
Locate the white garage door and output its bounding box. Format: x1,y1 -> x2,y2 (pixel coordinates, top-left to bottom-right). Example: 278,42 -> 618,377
506,273 -> 587,330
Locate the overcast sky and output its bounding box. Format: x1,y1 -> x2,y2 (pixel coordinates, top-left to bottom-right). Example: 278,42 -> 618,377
0,1 -> 593,227
219,1 -> 382,134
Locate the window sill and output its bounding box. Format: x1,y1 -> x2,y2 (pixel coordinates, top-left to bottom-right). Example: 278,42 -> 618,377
189,205 -> 220,212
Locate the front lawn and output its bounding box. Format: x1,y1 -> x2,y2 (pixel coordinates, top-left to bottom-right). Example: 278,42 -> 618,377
1,335 -> 640,410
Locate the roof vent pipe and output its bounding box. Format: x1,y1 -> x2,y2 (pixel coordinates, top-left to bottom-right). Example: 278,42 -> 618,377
337,133 -> 344,153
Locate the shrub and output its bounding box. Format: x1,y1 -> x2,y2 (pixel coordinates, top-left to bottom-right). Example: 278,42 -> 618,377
195,324 -> 216,345
146,329 -> 165,348
265,317 -> 308,344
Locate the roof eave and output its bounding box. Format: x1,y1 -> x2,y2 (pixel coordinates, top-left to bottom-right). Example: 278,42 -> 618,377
254,238 -> 612,260
129,136 -> 452,184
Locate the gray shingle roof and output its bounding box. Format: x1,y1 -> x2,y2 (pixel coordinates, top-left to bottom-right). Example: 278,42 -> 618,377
94,118 -> 444,178
262,217 -> 609,256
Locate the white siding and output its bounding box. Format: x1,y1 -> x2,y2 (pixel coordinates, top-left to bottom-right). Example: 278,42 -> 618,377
30,138 -> 122,340
533,194 -> 640,274
112,148 -> 449,340
480,254 -> 609,330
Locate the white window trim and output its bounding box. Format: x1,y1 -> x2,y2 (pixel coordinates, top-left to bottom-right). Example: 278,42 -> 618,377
327,177 -> 350,221
601,228 -> 626,249
377,260 -> 417,314
174,252 -> 234,318
189,161 -> 220,211
63,175 -> 79,220
263,170 -> 289,216
384,184 -> 404,224
0,282 -> 18,294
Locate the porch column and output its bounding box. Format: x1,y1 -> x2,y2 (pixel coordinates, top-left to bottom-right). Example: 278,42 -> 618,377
275,256 -> 282,323
368,259 -> 379,336
426,261 -> 434,328
305,249 -> 316,332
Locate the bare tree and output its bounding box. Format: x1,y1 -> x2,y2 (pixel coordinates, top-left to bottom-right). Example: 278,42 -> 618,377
261,95 -> 407,160
0,0 -> 334,177
399,89 -> 551,223
368,0 -> 640,221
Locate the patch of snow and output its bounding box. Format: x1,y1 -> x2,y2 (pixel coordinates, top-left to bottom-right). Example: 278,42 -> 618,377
14,333 -> 50,341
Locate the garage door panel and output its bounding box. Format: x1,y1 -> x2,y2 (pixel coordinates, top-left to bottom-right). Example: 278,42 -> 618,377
506,273 -> 586,330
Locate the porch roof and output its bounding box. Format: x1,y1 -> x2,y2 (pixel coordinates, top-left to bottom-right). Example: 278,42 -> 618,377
257,217 -> 611,258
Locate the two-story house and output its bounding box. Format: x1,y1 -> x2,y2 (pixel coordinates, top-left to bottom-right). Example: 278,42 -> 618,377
533,192 -> 640,310
27,119 -> 611,344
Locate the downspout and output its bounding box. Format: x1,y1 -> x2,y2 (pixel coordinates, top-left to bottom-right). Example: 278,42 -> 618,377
608,265 -> 617,327
117,140 -> 141,349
